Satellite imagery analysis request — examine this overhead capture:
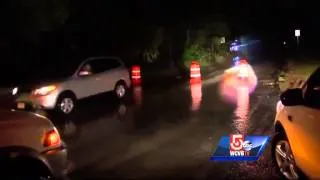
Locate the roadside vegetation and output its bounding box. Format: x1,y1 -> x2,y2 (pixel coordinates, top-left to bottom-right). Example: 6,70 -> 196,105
278,60 -> 318,91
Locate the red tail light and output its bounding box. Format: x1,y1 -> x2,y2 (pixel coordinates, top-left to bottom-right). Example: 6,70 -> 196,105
43,128 -> 61,147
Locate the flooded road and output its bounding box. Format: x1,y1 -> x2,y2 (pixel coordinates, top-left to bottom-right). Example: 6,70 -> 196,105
58,63 -> 279,179
0,63 -> 281,179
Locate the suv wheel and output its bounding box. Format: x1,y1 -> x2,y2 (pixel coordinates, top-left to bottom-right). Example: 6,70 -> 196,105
272,133 -> 302,180
56,93 -> 76,115
114,82 -> 127,99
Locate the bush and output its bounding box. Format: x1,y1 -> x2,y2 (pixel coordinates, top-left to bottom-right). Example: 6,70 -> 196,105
182,44 -> 213,69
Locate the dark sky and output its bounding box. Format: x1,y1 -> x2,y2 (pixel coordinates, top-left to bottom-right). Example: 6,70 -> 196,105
3,0 -> 320,47
91,0 -> 301,35
67,0 -> 320,53
1,0 -> 310,36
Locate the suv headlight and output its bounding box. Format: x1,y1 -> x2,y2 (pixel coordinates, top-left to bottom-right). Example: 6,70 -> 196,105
12,87 -> 18,95
33,85 -> 57,96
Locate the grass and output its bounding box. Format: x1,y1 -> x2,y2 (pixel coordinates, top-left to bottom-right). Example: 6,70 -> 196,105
290,63 -> 318,75
278,61 -> 319,92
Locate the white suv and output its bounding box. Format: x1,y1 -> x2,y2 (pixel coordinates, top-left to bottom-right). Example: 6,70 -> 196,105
273,67 -> 320,179
0,110 -> 70,179
13,56 -> 131,115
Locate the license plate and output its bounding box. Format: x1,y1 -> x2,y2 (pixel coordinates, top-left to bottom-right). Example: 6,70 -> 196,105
17,102 -> 25,109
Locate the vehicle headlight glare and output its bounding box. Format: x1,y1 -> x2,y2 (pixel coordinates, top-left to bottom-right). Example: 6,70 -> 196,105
33,85 -> 57,96
12,87 -> 18,95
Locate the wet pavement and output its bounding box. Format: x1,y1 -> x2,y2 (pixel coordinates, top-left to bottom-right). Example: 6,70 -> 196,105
0,63 -> 282,179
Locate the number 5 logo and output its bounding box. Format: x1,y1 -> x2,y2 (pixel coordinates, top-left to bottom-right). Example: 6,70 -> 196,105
230,134 -> 244,151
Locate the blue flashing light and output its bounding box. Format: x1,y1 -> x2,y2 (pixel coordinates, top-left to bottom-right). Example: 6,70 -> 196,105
232,56 -> 240,66
230,45 -> 239,52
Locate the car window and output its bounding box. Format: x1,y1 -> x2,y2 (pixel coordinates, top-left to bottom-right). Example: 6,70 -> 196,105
304,67 -> 320,108
306,68 -> 320,87
30,61 -> 80,79
78,62 -> 94,75
90,58 -> 122,74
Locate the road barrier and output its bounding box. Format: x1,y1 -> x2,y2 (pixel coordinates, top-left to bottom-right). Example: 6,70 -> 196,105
131,65 -> 142,86
131,65 -> 141,80
190,61 -> 201,79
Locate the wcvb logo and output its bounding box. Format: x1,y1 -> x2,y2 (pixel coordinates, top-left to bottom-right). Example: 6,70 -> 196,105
229,134 -> 253,156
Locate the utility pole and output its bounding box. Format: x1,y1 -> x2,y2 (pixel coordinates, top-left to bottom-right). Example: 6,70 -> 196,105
295,29 -> 300,55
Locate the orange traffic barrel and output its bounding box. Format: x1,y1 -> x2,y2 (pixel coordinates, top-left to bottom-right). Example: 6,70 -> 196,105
131,65 -> 141,80
190,61 -> 201,79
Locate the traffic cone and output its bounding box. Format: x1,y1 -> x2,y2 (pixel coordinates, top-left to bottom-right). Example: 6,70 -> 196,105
131,65 -> 141,86
190,61 -> 201,79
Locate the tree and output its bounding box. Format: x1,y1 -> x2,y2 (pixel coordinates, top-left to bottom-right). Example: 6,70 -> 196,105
142,27 -> 164,63
182,19 -> 231,69
10,0 -> 70,43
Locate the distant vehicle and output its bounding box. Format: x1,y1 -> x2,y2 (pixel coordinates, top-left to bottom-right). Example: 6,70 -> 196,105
0,110 -> 70,179
12,56 -> 131,115
273,67 -> 320,179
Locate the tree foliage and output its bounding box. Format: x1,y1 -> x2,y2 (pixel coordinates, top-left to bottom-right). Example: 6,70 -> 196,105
4,0 -> 232,68
182,21 -> 231,69
143,27 -> 164,63
10,0 -> 70,42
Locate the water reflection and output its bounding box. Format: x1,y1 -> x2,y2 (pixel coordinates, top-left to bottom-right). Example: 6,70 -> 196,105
190,79 -> 203,112
132,85 -> 143,106
219,66 -> 257,133
233,85 -> 250,134
63,119 -> 77,137
117,103 -> 127,117
131,79 -> 142,87
57,101 -> 131,139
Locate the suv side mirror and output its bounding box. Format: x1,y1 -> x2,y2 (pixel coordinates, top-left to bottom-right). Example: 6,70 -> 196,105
280,88 -> 304,106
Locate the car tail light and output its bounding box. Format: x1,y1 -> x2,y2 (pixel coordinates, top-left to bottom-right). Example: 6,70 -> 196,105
43,128 -> 61,147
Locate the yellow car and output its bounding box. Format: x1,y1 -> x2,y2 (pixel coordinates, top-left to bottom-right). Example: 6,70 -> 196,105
273,66 -> 320,179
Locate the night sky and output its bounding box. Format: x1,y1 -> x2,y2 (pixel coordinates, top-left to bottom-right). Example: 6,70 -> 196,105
2,0 -> 320,54
69,0 -> 305,38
